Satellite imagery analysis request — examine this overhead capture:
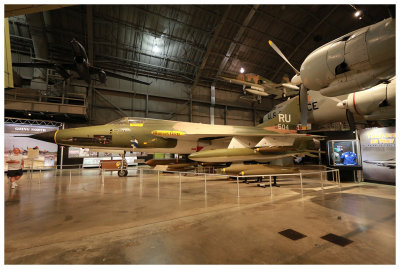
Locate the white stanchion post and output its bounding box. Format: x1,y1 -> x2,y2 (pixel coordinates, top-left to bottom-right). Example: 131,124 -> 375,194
269,175 -> 272,196
157,170 -> 160,200
300,173 -> 304,196
179,173 -> 182,199
236,177 -> 240,198
204,174 -> 207,194
320,171 -> 324,190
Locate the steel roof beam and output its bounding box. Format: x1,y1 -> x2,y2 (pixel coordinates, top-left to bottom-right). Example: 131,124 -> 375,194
194,5 -> 297,50
134,5 -> 214,35
190,6 -> 232,91
255,8 -> 307,36
271,6 -> 338,81
213,5 -> 259,83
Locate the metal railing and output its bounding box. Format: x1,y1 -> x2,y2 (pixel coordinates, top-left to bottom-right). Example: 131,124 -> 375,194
5,88 -> 87,107
21,165 -> 341,200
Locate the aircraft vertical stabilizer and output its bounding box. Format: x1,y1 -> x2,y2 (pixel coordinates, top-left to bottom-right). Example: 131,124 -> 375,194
257,96 -> 301,131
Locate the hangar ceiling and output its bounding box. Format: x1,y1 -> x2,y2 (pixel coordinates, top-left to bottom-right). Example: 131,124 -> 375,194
8,4 -> 394,94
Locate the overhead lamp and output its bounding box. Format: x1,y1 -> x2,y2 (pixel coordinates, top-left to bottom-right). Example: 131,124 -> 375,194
350,5 -> 362,19
240,67 -> 245,73
153,45 -> 159,53
354,10 -> 362,19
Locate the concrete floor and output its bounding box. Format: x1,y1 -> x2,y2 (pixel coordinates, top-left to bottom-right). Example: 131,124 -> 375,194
4,167 -> 395,264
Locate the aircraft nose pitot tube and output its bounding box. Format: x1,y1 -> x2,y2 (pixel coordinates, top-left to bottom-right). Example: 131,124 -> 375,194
30,131 -> 57,143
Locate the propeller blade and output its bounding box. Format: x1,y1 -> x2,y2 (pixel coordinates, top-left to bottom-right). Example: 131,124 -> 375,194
346,109 -> 356,131
268,40 -> 300,75
299,85 -> 308,129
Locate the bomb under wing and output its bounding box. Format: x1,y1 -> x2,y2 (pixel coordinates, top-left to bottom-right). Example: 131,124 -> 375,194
221,164 -> 299,176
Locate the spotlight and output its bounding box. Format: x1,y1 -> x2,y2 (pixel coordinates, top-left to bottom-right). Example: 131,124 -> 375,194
28,113 -> 32,116
240,67 -> 245,74
354,10 -> 362,18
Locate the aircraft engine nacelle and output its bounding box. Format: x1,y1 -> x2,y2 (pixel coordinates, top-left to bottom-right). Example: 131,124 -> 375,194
98,70 -> 107,83
337,78 -> 395,120
300,18 -> 395,96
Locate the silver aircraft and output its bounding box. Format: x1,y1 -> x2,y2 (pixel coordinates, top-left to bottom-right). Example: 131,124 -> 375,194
269,17 -> 395,127
264,77 -> 395,130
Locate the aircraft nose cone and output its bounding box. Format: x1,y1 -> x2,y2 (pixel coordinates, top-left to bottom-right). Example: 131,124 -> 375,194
336,100 -> 347,109
30,131 -> 57,143
291,74 -> 302,85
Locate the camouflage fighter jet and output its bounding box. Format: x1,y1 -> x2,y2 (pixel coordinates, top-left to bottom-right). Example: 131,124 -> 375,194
30,96 -> 320,169
219,73 -> 299,102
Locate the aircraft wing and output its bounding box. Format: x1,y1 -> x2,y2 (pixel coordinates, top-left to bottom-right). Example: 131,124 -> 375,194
89,66 -> 151,85
150,125 -> 317,141
13,62 -> 57,68
220,76 -> 298,98
12,62 -> 74,79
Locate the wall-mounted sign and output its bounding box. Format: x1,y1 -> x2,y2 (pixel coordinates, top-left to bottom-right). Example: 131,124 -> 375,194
5,124 -> 58,134
360,127 -> 396,184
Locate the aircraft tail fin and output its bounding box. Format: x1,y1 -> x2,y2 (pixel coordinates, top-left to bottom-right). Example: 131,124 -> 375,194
257,96 -> 302,131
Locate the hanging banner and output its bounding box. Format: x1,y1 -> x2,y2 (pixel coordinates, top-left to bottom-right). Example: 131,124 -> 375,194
360,127 -> 396,184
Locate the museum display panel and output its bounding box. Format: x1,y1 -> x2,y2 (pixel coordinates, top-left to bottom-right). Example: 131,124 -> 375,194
359,127 -> 395,184
4,123 -> 59,170
326,139 -> 361,167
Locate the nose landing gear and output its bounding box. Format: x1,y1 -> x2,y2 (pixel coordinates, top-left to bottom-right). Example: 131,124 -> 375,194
118,151 -> 128,177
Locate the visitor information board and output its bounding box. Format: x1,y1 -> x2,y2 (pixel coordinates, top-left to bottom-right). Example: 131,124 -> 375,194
360,127 -> 395,184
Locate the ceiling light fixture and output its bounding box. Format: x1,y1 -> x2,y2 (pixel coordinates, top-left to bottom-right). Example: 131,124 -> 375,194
350,5 -> 362,19
240,67 -> 245,73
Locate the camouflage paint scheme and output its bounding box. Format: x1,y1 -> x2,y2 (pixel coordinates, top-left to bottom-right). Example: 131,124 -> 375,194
31,96 -> 320,162
220,73 -> 298,99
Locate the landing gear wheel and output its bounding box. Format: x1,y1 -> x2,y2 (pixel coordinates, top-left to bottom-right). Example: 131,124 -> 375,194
118,170 -> 128,177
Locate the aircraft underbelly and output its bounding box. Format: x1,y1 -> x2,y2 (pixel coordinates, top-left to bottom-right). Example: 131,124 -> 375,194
65,139 -> 197,154
134,139 -> 197,154
190,153 -> 295,163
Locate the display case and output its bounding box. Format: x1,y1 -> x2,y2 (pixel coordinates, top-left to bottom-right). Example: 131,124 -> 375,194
327,140 -> 361,167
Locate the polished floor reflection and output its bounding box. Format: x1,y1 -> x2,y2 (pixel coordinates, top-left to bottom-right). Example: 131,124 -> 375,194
4,168 -> 395,264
